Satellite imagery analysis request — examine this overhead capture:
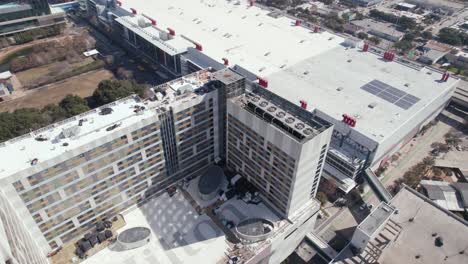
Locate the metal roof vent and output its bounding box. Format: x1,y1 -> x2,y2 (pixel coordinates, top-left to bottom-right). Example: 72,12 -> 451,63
106,123 -> 121,132
260,101 -> 268,107
276,111 -> 286,118
267,106 -> 277,112
303,128 -> 313,135
295,123 -> 305,130
286,117 -> 295,124
368,102 -> 377,109
35,135 -> 48,141
337,87 -> 344,91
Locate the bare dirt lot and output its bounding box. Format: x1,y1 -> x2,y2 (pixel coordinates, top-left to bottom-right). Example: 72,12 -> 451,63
0,69 -> 113,112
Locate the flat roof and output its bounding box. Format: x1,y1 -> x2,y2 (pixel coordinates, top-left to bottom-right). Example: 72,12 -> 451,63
118,0 -> 457,143
118,0 -> 344,77
379,187 -> 468,264
266,46 -> 458,142
335,186 -> 468,264
352,19 -> 405,37
114,15 -> 192,56
0,70 -> 214,179
0,96 -> 154,179
357,202 -> 394,236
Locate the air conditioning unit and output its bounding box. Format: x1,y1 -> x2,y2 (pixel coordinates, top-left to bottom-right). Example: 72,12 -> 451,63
276,111 -> 286,118
252,96 -> 261,102
303,128 -> 313,135
267,106 -> 277,112
295,123 -> 305,130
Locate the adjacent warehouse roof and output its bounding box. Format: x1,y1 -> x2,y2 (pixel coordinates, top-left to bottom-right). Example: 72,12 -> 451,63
119,0 -> 458,144
420,180 -> 465,211
334,186 -> 468,264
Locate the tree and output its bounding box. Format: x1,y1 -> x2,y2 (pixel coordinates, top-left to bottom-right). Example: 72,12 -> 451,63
422,31 -> 433,40
369,36 -> 381,45
316,192 -> 328,206
403,32 -> 416,41
93,80 -> 145,106
444,132 -> 462,147
321,179 -> 337,200
394,40 -> 414,52
324,14 -> 345,32
402,171 -> 420,187
432,168 -> 443,178
431,142 -> 450,153
438,28 -> 463,46
0,108 -> 49,142
59,95 -> 90,117
398,16 -> 417,30
357,32 -> 368,40
41,104 -> 68,123
422,156 -> 435,167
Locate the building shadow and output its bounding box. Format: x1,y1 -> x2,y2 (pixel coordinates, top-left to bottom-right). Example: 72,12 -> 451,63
135,188 -> 225,251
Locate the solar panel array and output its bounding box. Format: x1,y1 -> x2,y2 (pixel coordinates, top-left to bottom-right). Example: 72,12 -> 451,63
361,80 -> 420,110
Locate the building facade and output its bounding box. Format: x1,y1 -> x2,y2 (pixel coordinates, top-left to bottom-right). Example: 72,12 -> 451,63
0,0 -> 65,38
226,87 -> 333,217
0,68 -> 332,263
0,70 -> 222,254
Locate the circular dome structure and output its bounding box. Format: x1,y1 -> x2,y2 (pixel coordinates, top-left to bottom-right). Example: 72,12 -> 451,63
235,218 -> 274,243
198,165 -> 224,201
117,227 -> 151,250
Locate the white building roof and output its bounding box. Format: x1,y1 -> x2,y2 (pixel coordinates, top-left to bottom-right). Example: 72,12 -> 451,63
114,15 -> 192,56
118,0 -> 457,144
119,0 -> 343,77
266,47 -> 458,142
397,2 -> 417,9
0,96 -> 154,179
0,71 -> 12,80
83,49 -> 99,57
0,70 -> 214,180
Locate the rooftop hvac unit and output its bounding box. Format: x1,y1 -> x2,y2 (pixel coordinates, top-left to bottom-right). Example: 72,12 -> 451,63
137,18 -> 150,28
267,106 -> 277,112
303,128 -> 313,135
286,117 -> 295,124
295,123 -> 305,130
276,111 -> 286,118
259,101 -> 268,107
251,96 -> 261,102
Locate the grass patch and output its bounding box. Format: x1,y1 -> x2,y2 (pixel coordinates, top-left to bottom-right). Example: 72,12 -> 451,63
15,58 -> 106,89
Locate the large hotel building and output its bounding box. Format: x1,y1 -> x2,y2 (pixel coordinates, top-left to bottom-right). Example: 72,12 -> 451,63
0,0 -> 460,263
0,68 -> 333,263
